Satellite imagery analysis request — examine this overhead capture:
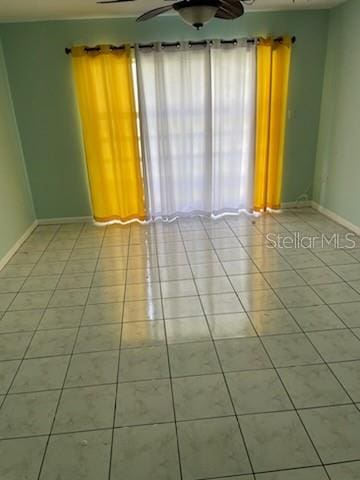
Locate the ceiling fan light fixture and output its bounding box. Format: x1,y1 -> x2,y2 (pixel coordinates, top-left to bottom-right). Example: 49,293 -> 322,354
134,0 -> 245,27
176,3 -> 219,30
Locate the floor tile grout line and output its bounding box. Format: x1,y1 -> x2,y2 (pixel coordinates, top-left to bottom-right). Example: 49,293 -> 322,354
0,212 -> 360,478
199,473 -> 255,480
265,289 -> 360,475
1,304 -> 358,334
198,459 -> 330,479
266,209 -> 357,255
285,308 -> 360,413
2,224 -> 60,271
3,379 -> 356,413
3,227 -> 60,312
0,413 -> 359,469
181,218 -> 256,478
222,217 -> 333,479
107,222 -> 133,480
3,286 -> 359,317
227,210 -> 360,409
4,349 -> 359,388
261,261 -> 360,414
4,230 -> 358,293
0,408 -> 359,459
2,260 -> 353,334
0,226 -> 67,412
35,222 -> 104,480
2,326 -> 359,394
0,275 -> 27,302
154,219 -> 185,480
290,212 -> 360,286
284,213 -> 360,264
0,225 -> 76,468
1,229 -> 360,338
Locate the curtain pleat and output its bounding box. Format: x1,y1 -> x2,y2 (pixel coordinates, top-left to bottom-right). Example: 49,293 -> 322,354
136,41 -> 256,220
72,46 -> 146,222
254,38 -> 292,211
211,41 -> 256,214
136,43 -> 212,219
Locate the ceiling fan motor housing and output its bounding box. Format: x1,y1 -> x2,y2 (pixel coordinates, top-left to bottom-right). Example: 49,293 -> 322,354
134,0 -> 245,28
174,0 -> 221,29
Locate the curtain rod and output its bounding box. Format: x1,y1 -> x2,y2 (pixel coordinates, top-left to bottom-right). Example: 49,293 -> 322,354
65,36 -> 296,55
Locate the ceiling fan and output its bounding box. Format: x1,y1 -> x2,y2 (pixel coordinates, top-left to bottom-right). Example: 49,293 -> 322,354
97,0 -> 256,30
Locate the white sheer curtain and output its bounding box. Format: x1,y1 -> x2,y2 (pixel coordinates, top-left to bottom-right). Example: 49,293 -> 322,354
136,43 -> 212,219
136,40 -> 256,220
211,40 -> 256,213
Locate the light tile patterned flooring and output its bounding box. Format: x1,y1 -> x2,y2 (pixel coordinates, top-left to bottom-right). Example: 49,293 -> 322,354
0,208 -> 360,479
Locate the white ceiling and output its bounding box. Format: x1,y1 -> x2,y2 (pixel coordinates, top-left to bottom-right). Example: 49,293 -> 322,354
0,0 -> 347,23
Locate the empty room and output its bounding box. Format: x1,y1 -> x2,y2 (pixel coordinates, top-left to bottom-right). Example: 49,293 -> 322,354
0,0 -> 360,478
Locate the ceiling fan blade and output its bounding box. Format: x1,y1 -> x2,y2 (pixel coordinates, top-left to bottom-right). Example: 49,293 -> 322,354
215,0 -> 244,19
136,5 -> 174,22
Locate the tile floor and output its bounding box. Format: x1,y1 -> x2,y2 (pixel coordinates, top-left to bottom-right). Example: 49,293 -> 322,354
0,208 -> 360,479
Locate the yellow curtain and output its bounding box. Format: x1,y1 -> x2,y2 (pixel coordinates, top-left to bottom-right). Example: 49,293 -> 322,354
71,45 -> 146,222
253,37 -> 292,211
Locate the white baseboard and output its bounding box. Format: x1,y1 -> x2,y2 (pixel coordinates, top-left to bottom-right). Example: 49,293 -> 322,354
312,201 -> 360,236
37,216 -> 93,225
0,220 -> 38,272
281,200 -> 312,209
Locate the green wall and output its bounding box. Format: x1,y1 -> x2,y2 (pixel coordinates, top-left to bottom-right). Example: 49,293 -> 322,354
0,11 -> 329,219
314,0 -> 360,227
0,39 -> 34,261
